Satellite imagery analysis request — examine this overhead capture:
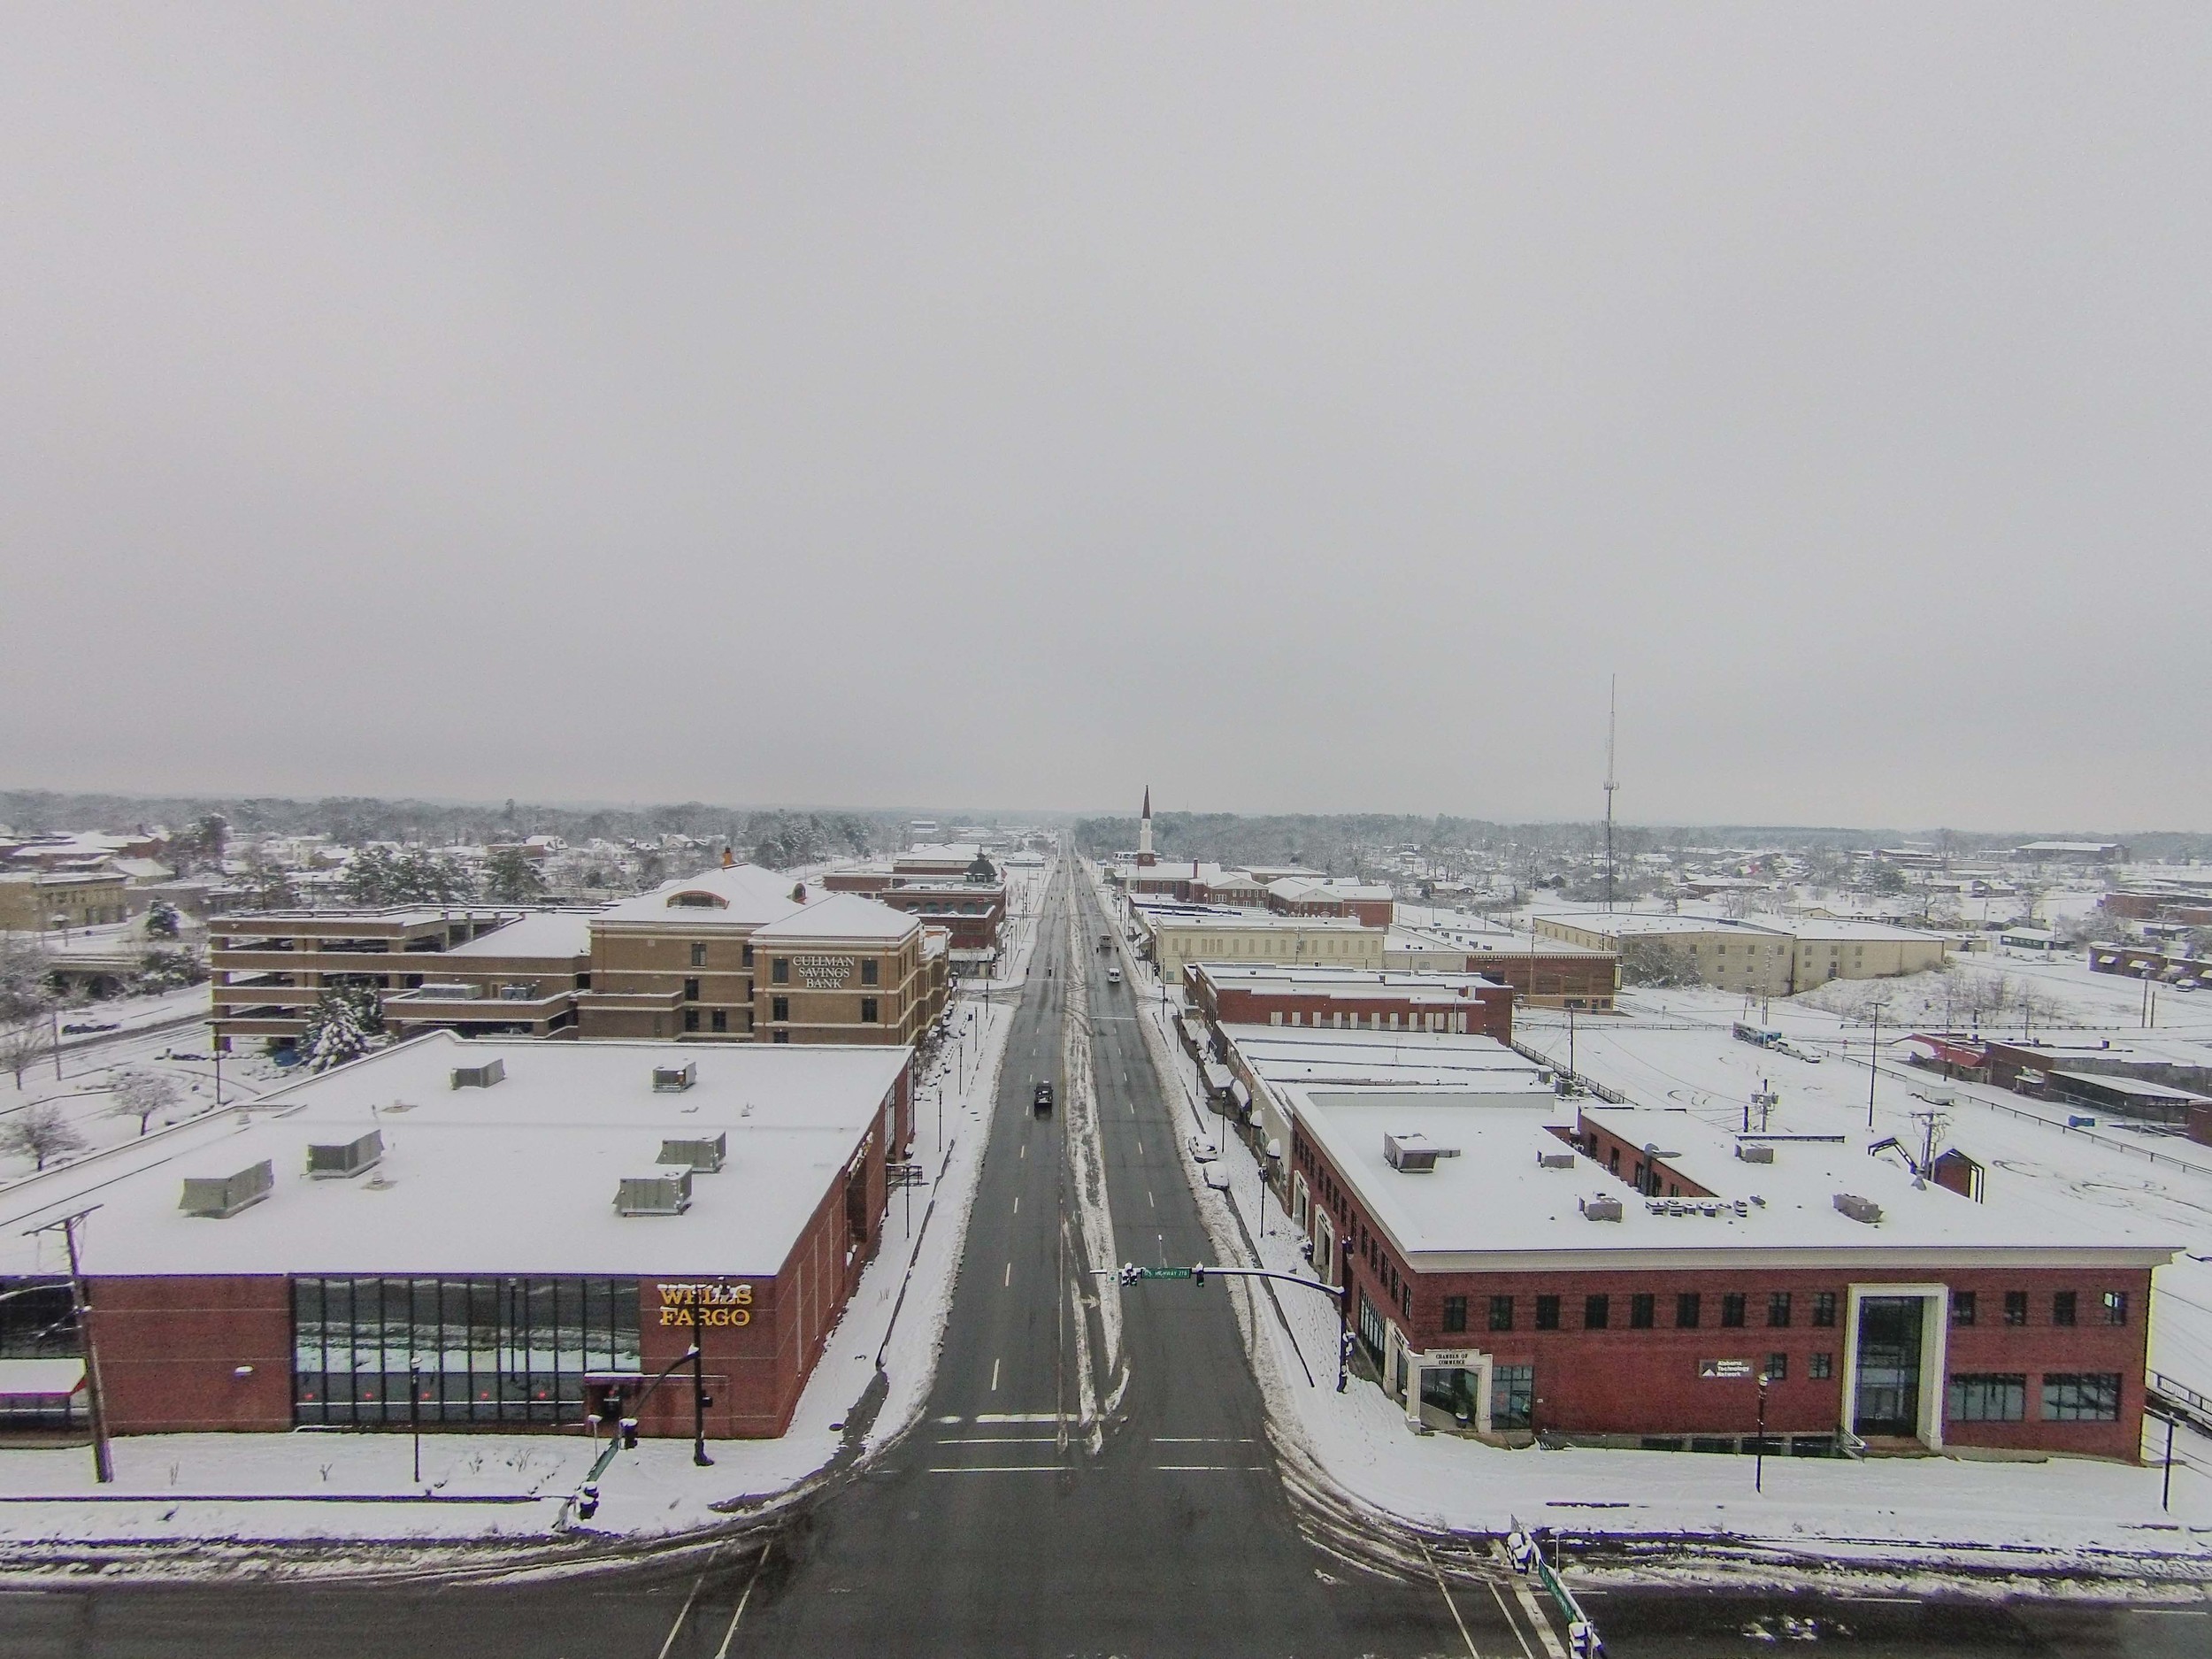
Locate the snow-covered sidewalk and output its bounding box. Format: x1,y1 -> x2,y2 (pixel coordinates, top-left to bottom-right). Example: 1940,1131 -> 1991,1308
0,867 -> 1052,1568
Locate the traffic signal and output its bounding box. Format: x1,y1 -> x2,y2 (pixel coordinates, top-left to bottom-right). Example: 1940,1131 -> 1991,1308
1192,1263 -> 1206,1286
576,1483 -> 600,1521
620,1417 -> 640,1450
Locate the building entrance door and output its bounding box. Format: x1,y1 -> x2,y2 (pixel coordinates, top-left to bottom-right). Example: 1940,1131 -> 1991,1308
1853,1295 -> 1924,1437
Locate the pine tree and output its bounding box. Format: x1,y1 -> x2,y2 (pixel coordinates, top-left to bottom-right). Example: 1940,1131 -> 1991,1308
144,899 -> 181,939
483,847 -> 547,903
299,982 -> 382,1071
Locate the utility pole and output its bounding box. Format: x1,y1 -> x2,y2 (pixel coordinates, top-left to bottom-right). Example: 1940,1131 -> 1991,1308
1602,675 -> 1619,912
27,1209 -> 113,1483
1866,1006 -> 1881,1131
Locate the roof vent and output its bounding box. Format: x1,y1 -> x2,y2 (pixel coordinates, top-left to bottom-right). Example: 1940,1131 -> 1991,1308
652,1062 -> 698,1094
1384,1132 -> 1459,1172
1537,1150 -> 1577,1170
306,1130 -> 383,1179
617,1169 -> 693,1217
450,1057 -> 505,1089
1735,1143 -> 1776,1164
1833,1192 -> 1883,1225
180,1160 -> 274,1218
420,981 -> 481,1000
657,1133 -> 726,1172
1581,1194 -> 1624,1222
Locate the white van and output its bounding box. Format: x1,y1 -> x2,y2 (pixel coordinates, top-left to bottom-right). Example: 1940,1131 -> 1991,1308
1106,965 -> 1122,985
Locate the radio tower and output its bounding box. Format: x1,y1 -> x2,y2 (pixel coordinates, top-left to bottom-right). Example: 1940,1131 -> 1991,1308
1603,676 -> 1619,911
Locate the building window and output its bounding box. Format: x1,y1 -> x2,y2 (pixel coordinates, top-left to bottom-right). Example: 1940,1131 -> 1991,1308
772,995 -> 789,1022
1534,1295 -> 1560,1331
1809,1352 -> 1832,1380
1442,1296 -> 1467,1333
292,1276 -> 640,1426
1764,1353 -> 1787,1382
2101,1291 -> 2128,1325
710,1009 -> 727,1033
2041,1373 -> 2121,1423
1811,1291 -> 1837,1328
1630,1294 -> 1655,1329
2053,1291 -> 2077,1327
862,958 -> 879,987
1489,1295 -> 1514,1332
1947,1373 -> 2026,1422
772,957 -> 790,985
682,1008 -> 700,1033
2004,1290 -> 2028,1326
682,978 -> 700,1002
860,997 -> 879,1024
1492,1364 -> 1534,1430
690,942 -> 707,967
1676,1293 -> 1701,1330
742,943 -> 754,967
1584,1294 -> 1609,1331
772,1029 -> 788,1044
1721,1294 -> 1747,1328
1951,1292 -> 1977,1327
1767,1292 -> 1792,1328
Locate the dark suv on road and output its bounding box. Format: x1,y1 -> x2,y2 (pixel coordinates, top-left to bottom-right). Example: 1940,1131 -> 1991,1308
1033,1081 -> 1053,1114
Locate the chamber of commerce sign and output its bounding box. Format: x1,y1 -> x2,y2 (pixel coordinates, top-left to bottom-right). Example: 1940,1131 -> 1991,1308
658,1281 -> 753,1327
793,954 -> 856,988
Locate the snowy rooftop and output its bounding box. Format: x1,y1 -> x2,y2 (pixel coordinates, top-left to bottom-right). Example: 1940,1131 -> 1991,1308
1535,910 -> 1779,939
1141,906 -> 1379,933
0,1033 -> 909,1280
594,864 -> 808,927
751,892 -> 918,943
446,910 -> 596,959
1222,1025 -> 1554,1094
1194,964 -> 1509,1000
1297,1091 -> 2181,1270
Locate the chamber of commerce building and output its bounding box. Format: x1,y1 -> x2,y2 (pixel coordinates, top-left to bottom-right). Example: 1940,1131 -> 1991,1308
0,1033 -> 912,1441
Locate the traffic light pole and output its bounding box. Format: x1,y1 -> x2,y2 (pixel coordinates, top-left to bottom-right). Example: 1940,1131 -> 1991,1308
1104,1247 -> 1357,1391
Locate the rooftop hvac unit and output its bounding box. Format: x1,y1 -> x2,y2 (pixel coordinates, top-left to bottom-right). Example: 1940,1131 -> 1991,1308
1537,1150 -> 1577,1170
652,1062 -> 697,1094
1581,1194 -> 1624,1222
420,981 -> 481,999
1833,1193 -> 1884,1225
180,1159 -> 275,1218
657,1133 -> 726,1173
617,1169 -> 693,1217
497,983 -> 534,1002
450,1057 -> 506,1089
1383,1132 -> 1459,1172
306,1130 -> 383,1179
1735,1143 -> 1776,1164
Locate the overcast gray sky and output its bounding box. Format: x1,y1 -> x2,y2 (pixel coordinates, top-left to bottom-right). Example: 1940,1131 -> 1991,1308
4,8 -> 2207,829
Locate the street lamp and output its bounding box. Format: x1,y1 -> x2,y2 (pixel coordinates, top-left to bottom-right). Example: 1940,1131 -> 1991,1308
410,1359 -> 423,1485
1754,1369 -> 1770,1493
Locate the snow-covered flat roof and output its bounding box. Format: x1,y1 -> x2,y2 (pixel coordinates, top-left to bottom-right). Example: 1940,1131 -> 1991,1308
1298,1092 -> 2180,1271
1537,911 -> 1780,940
1224,1025 -> 1555,1094
0,1033 -> 908,1280
1144,907 -> 1379,933
752,892 -> 918,943
447,910 -> 595,959
1195,964 -> 1507,997
594,864 -> 806,926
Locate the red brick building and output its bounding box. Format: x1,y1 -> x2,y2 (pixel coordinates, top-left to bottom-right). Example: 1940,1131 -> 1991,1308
1187,963 -> 1513,1044
5,1033 -> 910,1441
1286,1092 -> 2171,1461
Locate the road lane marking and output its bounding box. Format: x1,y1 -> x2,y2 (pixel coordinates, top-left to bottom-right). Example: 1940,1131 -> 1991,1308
1486,1579 -> 1536,1659
1148,1189 -> 1155,1208
1003,1262 -> 1011,1287
935,1434 -> 1057,1444
990,1357 -> 1000,1392
1020,1144 -> 1025,1159
973,1411 -> 1058,1422
1012,1195 -> 1019,1214
1155,1436 -> 1256,1443
1137,1140 -> 1143,1154
710,1539 -> 774,1659
1416,1537 -> 1481,1659
655,1542 -> 724,1659
928,1464 -> 1062,1473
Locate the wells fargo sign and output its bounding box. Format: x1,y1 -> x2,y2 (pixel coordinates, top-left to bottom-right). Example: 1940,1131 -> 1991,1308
658,1281 -> 753,1327
792,954 -> 856,987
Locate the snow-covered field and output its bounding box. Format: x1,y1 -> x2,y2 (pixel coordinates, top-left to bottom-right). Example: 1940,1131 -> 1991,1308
0,867 -> 1051,1565
1097,872 -> 2212,1579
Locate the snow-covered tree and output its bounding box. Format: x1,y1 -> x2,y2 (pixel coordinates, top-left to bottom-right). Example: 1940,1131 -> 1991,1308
1,1101 -> 85,1171
298,982 -> 383,1071
0,1018 -> 49,1087
483,847 -> 546,904
134,949 -> 207,992
0,938 -> 54,1026
109,1068 -> 180,1136
143,900 -> 181,939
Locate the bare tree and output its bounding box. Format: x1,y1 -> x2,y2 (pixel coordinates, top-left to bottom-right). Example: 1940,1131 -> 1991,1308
1,1101 -> 87,1171
108,1068 -> 180,1137
0,1018 -> 50,1087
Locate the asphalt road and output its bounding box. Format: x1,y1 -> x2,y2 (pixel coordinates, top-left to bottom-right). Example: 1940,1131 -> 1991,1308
0,863 -> 2204,1655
